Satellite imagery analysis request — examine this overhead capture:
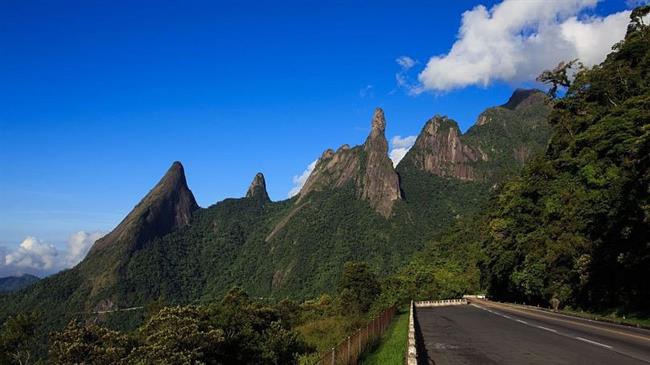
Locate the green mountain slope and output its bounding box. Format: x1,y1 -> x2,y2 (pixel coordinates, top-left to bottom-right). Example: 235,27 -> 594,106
0,89 -> 551,333
0,275 -> 40,293
481,9 -> 650,311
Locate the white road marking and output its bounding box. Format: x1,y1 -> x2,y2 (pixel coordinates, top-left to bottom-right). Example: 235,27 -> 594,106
537,326 -> 558,333
516,319 -> 528,324
576,337 -> 613,349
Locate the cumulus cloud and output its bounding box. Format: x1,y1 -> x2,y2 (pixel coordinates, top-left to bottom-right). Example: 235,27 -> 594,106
288,160 -> 318,198
411,0 -> 633,92
1,231 -> 105,277
64,231 -> 104,267
5,236 -> 58,271
389,135 -> 417,167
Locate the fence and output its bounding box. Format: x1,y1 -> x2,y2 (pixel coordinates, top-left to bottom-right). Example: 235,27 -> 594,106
315,306 -> 396,365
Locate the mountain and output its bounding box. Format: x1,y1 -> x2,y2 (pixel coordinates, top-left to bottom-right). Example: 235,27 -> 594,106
246,173 -> 271,203
88,161 -> 198,257
387,8 -> 650,313
0,274 -> 40,293
298,108 -> 400,217
398,88 -> 550,183
0,89 -> 551,333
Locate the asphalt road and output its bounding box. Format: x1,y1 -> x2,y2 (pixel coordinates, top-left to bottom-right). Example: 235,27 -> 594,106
415,300 -> 650,365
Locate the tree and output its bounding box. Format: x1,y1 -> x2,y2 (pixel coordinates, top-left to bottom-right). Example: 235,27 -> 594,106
129,306 -> 224,364
337,262 -> 380,314
0,312 -> 39,365
49,320 -> 133,365
536,59 -> 581,98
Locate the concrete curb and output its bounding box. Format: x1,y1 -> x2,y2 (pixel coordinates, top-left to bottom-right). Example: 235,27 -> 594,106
407,301 -> 417,365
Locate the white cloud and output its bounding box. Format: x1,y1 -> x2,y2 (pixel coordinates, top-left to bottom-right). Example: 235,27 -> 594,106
396,56 -> 417,70
359,84 -> 374,98
412,0 -> 633,92
1,231 -> 105,277
64,231 -> 104,267
288,160 -> 318,198
395,56 -> 420,94
5,237 -> 58,271
389,135 -> 417,167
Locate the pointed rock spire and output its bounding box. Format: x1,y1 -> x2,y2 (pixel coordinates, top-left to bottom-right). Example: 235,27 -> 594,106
87,161 -> 199,256
361,107 -> 401,216
294,108 -> 400,218
246,172 -> 270,202
369,108 -> 386,138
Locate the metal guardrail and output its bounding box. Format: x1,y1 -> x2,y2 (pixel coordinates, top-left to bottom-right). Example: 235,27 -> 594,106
315,306 -> 396,365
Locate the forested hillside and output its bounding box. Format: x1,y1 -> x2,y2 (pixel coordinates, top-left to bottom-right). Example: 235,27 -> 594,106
382,6 -> 650,314
482,7 -> 650,311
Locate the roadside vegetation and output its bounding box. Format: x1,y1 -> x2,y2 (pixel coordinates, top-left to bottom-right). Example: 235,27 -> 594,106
359,309 -> 409,365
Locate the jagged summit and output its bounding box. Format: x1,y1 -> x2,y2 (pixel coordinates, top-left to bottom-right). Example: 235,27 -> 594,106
88,161 -> 199,256
501,88 -> 545,110
295,108 -> 400,217
361,107 -> 401,215
246,172 -> 270,202
400,116 -> 487,181
369,108 -> 386,137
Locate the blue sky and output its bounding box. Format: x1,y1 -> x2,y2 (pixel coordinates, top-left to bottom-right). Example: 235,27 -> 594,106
0,0 -> 638,276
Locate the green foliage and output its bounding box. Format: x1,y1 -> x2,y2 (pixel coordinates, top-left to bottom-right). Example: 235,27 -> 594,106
0,312 -> 40,365
48,289 -> 311,365
130,306 -> 224,364
50,320 -> 134,365
482,11 -> 650,312
360,310 -> 408,365
337,262 -> 381,314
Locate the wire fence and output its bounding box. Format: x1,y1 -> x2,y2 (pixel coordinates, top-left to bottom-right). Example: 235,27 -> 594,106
315,306 -> 396,365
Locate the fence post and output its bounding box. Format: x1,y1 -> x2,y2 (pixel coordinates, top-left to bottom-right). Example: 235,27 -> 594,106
358,328 -> 361,356
331,347 -> 335,365
347,336 -> 351,364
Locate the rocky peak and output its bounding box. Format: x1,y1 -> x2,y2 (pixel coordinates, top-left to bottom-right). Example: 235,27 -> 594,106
369,108 -> 386,137
295,108 -> 401,218
246,172 -> 270,202
400,116 -> 486,181
501,88 -> 545,110
361,107 -> 401,216
88,161 -> 199,256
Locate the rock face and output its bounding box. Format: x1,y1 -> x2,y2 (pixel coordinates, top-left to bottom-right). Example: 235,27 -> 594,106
246,172 -> 271,202
297,108 -> 401,217
88,161 -> 199,256
360,108 -> 402,215
400,89 -> 550,181
402,116 -> 487,181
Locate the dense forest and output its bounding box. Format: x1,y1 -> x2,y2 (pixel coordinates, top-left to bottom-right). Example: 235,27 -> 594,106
482,6 -> 650,312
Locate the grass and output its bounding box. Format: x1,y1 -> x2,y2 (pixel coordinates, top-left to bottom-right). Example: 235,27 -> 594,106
359,310 -> 409,365
559,308 -> 650,328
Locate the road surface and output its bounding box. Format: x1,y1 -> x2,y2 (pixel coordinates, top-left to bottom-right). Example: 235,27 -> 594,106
415,300 -> 650,364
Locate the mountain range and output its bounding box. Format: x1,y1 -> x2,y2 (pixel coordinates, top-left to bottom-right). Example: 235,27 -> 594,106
0,274 -> 40,293
0,88 -> 550,329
